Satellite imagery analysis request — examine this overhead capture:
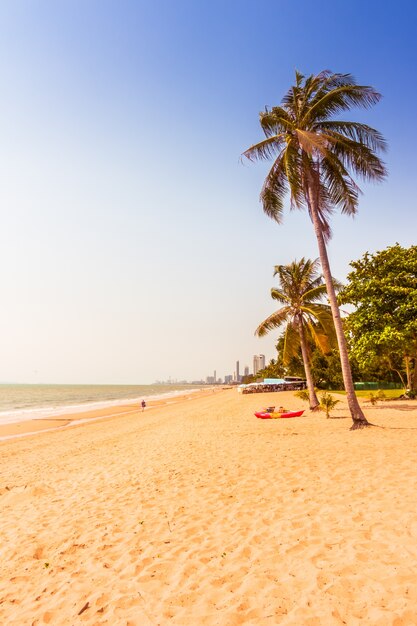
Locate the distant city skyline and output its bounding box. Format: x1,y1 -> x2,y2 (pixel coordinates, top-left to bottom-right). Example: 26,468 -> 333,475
153,348 -> 274,385
253,355 -> 266,377
202,354 -> 267,384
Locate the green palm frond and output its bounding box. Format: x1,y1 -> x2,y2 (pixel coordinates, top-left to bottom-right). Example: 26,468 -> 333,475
270,288 -> 289,304
303,283 -> 329,301
302,306 -> 336,354
322,132 -> 387,181
282,143 -> 304,208
295,69 -> 305,87
319,154 -> 359,216
307,323 -> 332,354
302,303 -> 335,330
305,81 -> 382,123
260,108 -> 293,136
255,306 -> 291,337
242,134 -> 287,162
259,152 -> 288,222
282,322 -> 301,364
317,121 -> 387,153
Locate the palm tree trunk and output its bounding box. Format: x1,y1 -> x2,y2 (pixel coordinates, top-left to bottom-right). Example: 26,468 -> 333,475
408,340 -> 417,390
410,352 -> 417,391
405,356 -> 411,390
297,317 -> 319,410
306,184 -> 369,429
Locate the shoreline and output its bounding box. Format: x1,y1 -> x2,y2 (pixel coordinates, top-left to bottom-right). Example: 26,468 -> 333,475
0,384 -> 208,425
0,386 -> 227,441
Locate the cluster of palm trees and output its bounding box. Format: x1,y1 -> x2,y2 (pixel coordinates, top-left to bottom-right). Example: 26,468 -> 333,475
243,70 -> 387,429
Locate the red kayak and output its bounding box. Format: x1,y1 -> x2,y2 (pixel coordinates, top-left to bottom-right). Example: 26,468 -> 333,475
255,410 -> 304,419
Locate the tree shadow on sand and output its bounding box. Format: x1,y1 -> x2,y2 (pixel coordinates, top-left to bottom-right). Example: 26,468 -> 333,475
369,402 -> 417,412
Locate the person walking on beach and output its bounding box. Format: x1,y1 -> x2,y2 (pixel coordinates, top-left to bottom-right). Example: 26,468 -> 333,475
141,400 -> 146,412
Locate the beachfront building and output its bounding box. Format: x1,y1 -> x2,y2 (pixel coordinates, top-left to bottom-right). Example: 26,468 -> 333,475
241,377 -> 306,394
244,366 -> 249,377
253,354 -> 266,376
236,361 -> 240,382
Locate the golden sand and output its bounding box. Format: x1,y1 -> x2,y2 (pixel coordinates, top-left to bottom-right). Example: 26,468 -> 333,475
1,389 -> 417,625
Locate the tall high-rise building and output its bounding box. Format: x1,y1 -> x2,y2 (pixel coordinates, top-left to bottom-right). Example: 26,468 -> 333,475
253,354 -> 266,376
244,365 -> 249,377
236,361 -> 240,382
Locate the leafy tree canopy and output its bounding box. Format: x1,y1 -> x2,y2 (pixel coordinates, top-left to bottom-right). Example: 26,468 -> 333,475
339,244 -> 417,388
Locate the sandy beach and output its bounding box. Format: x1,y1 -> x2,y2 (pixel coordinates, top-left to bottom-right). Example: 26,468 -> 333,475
1,389 -> 417,625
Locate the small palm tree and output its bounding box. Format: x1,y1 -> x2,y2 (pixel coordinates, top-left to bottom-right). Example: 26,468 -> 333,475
295,389 -> 310,403
255,258 -> 336,410
369,390 -> 386,405
244,70 -> 387,429
318,392 -> 341,418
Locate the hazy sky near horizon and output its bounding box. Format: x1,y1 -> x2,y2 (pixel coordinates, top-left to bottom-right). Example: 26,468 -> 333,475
1,0 -> 416,384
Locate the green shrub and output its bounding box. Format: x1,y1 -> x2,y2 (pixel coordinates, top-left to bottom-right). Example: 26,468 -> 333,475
369,390 -> 386,405
294,389 -> 310,403
318,392 -> 340,418
294,389 -> 320,403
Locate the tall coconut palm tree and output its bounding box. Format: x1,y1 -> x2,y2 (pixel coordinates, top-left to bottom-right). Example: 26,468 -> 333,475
256,258 -> 336,410
244,70 -> 387,429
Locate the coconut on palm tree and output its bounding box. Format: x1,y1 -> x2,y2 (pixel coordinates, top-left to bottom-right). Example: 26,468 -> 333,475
255,258 -> 336,410
244,70 -> 387,429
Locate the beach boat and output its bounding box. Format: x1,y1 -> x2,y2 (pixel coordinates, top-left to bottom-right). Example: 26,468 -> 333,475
255,410 -> 304,419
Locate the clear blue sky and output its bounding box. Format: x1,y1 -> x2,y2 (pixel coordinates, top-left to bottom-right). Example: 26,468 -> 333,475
0,0 -> 416,383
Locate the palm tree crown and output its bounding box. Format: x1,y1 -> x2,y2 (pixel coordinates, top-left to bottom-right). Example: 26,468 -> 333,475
256,258 -> 336,409
256,258 -> 334,358
243,70 -> 387,240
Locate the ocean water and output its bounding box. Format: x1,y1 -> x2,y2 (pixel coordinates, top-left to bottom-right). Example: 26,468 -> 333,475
0,384 -> 201,426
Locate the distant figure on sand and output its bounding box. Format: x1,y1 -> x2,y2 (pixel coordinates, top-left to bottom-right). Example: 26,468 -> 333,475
141,400 -> 146,412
